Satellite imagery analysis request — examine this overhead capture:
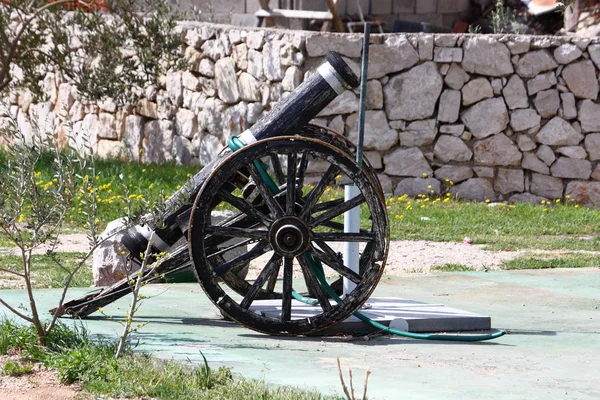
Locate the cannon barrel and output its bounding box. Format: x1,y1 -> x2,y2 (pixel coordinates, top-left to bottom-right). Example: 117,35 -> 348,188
122,51 -> 360,259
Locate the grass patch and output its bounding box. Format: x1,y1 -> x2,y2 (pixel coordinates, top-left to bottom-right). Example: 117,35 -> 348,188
0,319 -> 341,399
431,263 -> 474,272
0,253 -> 93,288
501,253 -> 600,270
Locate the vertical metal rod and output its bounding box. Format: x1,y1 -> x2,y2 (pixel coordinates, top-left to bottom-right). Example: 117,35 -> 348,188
344,23 -> 370,297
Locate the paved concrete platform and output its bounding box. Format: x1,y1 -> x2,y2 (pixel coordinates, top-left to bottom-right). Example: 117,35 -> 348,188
1,268 -> 599,399
250,297 -> 491,334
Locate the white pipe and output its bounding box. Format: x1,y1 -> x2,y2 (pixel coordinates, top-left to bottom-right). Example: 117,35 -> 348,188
343,185 -> 361,296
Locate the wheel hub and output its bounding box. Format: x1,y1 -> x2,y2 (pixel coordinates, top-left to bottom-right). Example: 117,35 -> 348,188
269,217 -> 310,257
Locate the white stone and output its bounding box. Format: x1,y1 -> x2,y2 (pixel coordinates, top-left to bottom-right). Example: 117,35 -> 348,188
516,50 -> 558,78
234,43 -> 249,71
444,63 -> 470,90
282,66 -> 303,92
166,71 -> 183,107
511,109 -> 541,132
450,178 -> 496,202
562,60 -> 599,100
517,134 -> 537,151
97,113 -> 116,139
536,145 -> 556,166
461,97 -> 509,139
434,165 -> 473,183
201,35 -> 231,61
438,90 -> 461,123
366,80 -> 383,110
173,135 -> 194,165
198,58 -> 215,78
92,219 -> 131,286
434,47 -> 463,63
494,168 -> 524,194
578,100 -> 600,132
198,133 -> 224,166
247,31 -> 265,50
399,119 -> 438,147
96,140 -> 124,159
584,133 -> 600,160
418,36 -> 433,61
506,37 -> 531,55
551,157 -> 592,179
222,102 -> 248,138
589,44 -> 600,69
306,34 -> 362,58
462,78 -> 493,106
434,135 -> 473,163
99,98 -> 117,113
247,49 -> 264,80
368,36 -> 419,79
531,173 -> 563,199
565,182 -> 600,206
536,117 -> 583,146
440,124 -> 465,136
384,147 -> 433,177
533,89 -> 560,118
175,108 -> 197,139
123,115 -> 144,161
247,102 -> 264,125
503,75 -> 529,110
319,91 -> 359,116
384,62 -> 443,121
462,36 -> 514,77
182,71 -> 200,91
215,58 -> 240,104
557,146 -> 587,159
263,40 -> 284,82
346,111 -> 398,151
238,72 -> 261,102
554,43 -> 583,64
527,71 -> 557,95
561,93 -> 577,120
394,178 -> 441,197
328,115 -> 345,135
473,134 -> 522,166
142,120 -> 173,164
522,152 -> 550,175
55,83 -> 75,118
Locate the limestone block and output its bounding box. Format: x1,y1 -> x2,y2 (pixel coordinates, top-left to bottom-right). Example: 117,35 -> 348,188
561,92 -> 577,120
328,115 -> 344,134
368,36 -> 419,79
247,30 -> 265,50
517,134 -> 537,151
473,134 -> 522,166
92,219 -> 131,286
434,165 -> 473,183
198,58 -> 215,78
444,63 -> 470,90
233,43 -> 248,71
123,115 -> 144,161
433,135 -> 473,163
522,152 -> 550,175
589,44 -> 600,69
503,75 -> 529,110
450,178 -> 496,202
438,90 -> 461,123
535,117 -> 583,146
399,119 -> 438,147
185,29 -> 203,49
222,102 -> 248,138
533,89 -> 560,118
527,71 -> 556,95
200,35 -> 231,61
306,34 -> 362,58
96,140 -> 124,160
494,168 -> 524,194
239,72 -> 261,102
433,47 -> 463,63
384,62 -> 443,121
282,66 -> 303,92
461,97 -> 509,139
366,80 -> 383,110
346,111 -> 398,151
173,135 -> 194,166
215,57 -> 240,104
509,193 -> 548,204
142,120 -> 173,164
263,40 -> 284,82
536,144 -> 556,166
516,50 -> 558,78
579,100 -> 600,133
319,91 -> 359,116
584,133 -> 600,160
440,124 -> 465,136
280,43 -> 295,67
506,37 -> 531,55
418,35 -> 433,61
55,83 -> 75,117
434,35 -> 459,47
462,36 -> 514,77
562,60 -> 599,100
511,109 -> 541,132
384,147 -> 433,177
166,71 -> 183,107
174,108 -> 197,139
97,113 -> 117,140
43,73 -> 57,104
592,165 -> 600,180
555,145 -> 585,160
474,166 -> 494,178
182,71 -> 200,91
462,78 -> 493,106
550,157 -> 592,179
565,181 -> 600,206
554,44 -> 582,64
364,151 -> 383,169
531,173 -> 563,199
185,47 -> 203,73
198,133 -> 224,167
247,102 -> 263,125
394,178 -> 441,197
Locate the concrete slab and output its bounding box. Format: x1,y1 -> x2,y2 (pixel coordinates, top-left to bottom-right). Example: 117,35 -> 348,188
1,268 -> 599,400
250,297 -> 491,334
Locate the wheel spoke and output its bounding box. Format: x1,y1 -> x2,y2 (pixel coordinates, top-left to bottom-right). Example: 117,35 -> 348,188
310,242 -> 362,284
298,255 -> 332,312
205,226 -> 268,240
266,262 -> 280,293
213,240 -> 270,276
281,257 -> 294,321
207,238 -> 254,259
240,254 -> 282,309
218,189 -> 272,226
247,162 -> 284,218
309,194 -> 366,228
313,198 -> 344,213
270,154 -> 285,186
312,232 -> 375,242
286,152 -> 297,215
300,164 -> 340,220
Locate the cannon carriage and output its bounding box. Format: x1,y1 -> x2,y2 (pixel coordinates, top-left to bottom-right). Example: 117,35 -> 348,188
55,51 -> 390,336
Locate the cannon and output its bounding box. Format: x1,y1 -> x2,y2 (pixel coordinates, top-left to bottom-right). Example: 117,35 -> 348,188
55,51 -> 390,336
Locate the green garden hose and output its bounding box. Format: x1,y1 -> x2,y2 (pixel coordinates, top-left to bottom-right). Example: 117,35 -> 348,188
227,137 -> 505,342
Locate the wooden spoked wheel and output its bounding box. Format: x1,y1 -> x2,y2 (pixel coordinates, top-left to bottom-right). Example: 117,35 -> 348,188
188,136 -> 389,335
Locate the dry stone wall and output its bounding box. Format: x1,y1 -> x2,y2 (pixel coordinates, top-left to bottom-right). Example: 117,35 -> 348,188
6,22 -> 600,205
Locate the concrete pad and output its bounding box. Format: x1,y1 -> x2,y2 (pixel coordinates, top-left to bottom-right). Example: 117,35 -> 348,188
1,268 -> 599,400
250,297 -> 491,334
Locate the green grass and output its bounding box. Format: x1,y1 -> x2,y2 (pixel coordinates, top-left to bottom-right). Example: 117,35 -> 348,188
431,263 -> 474,272
0,253 -> 93,288
0,319 -> 341,399
501,253 -> 600,270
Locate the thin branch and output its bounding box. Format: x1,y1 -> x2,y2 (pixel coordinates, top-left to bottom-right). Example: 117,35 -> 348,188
0,267 -> 25,278
0,298 -> 34,323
